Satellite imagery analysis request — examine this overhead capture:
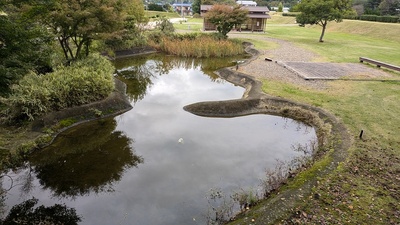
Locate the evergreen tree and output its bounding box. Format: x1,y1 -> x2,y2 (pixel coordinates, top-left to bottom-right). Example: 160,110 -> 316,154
192,0 -> 201,14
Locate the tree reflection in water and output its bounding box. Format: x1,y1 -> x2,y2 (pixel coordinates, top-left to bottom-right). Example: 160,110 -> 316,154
113,53 -> 245,103
29,118 -> 143,198
1,198 -> 81,224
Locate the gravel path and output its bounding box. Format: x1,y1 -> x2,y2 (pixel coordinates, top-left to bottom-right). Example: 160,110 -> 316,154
229,34 -> 395,89
229,35 -> 328,89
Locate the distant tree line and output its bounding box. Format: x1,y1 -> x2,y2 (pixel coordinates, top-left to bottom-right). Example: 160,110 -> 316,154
189,0 -> 399,16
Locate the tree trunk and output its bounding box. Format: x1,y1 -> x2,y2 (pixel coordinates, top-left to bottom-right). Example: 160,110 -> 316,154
319,20 -> 327,42
58,37 -> 69,61
85,39 -> 91,57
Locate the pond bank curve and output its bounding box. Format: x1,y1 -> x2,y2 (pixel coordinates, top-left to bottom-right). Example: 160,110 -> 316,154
183,43 -> 352,224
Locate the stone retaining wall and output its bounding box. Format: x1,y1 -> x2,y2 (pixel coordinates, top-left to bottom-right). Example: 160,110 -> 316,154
32,78 -> 132,131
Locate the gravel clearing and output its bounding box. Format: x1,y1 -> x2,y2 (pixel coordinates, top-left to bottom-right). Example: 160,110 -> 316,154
229,34 -> 395,90
232,35 -> 328,89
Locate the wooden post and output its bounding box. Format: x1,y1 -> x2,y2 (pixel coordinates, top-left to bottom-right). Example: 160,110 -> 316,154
359,130 -> 364,139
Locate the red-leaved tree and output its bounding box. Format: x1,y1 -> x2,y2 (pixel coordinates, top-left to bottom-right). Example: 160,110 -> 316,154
205,4 -> 248,38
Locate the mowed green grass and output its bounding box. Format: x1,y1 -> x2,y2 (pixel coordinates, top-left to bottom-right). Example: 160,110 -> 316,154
173,17 -> 203,31
145,10 -> 179,19
265,18 -> 400,64
258,68 -> 400,225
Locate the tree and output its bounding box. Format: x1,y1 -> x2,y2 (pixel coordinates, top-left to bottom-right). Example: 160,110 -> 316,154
0,6 -> 54,96
379,0 -> 400,15
104,0 -> 148,51
296,0 -> 352,42
278,2 -> 283,12
205,4 -> 248,38
366,0 -> 382,10
192,0 -> 201,14
2,198 -> 81,224
17,0 -> 135,62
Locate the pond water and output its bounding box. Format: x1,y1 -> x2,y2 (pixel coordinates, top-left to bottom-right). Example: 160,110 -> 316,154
1,54 -> 316,224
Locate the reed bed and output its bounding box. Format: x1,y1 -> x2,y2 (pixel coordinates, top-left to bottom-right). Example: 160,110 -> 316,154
150,34 -> 245,58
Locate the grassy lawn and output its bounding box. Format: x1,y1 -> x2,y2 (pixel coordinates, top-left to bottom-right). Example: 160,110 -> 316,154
145,10 -> 179,20
173,17 -> 203,31
230,16 -> 400,224
258,74 -> 400,225
265,15 -> 400,64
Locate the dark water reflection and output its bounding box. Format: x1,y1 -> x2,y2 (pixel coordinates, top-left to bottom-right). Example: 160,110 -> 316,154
114,53 -> 241,103
30,119 -> 143,198
1,54 -> 316,225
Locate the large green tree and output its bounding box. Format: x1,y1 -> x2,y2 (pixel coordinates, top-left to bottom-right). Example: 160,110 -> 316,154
104,0 -> 148,51
379,0 -> 400,15
17,0 -> 141,62
0,6 -> 53,96
296,0 -> 352,42
205,4 -> 248,38
364,0 -> 382,14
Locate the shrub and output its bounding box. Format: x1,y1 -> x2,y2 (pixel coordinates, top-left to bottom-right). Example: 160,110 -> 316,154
360,14 -> 378,21
376,16 -> 399,23
148,3 -> 163,11
3,54 -> 115,121
192,13 -> 201,18
360,14 -> 399,23
282,12 -> 299,17
155,17 -> 175,34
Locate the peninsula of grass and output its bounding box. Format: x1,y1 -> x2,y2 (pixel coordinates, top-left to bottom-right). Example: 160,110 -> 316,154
229,17 -> 400,224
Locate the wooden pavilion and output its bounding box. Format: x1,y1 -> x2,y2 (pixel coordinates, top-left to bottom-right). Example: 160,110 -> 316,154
200,5 -> 271,32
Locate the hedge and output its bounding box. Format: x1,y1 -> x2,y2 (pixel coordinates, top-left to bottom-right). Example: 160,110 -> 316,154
341,14 -> 399,23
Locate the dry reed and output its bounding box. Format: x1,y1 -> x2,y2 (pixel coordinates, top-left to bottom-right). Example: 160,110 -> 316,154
150,34 -> 244,58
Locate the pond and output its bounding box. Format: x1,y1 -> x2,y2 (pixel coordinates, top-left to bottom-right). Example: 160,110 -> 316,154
1,54 -> 316,224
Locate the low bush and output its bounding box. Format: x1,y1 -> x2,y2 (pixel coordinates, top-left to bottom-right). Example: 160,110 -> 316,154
2,54 -> 115,121
376,15 -> 399,23
192,13 -> 201,18
359,14 -> 399,23
282,12 -> 300,17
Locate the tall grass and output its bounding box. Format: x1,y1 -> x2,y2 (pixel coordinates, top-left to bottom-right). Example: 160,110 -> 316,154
149,33 -> 245,58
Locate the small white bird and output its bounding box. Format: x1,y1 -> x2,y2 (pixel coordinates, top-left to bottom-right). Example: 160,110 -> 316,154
178,138 -> 184,144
